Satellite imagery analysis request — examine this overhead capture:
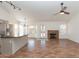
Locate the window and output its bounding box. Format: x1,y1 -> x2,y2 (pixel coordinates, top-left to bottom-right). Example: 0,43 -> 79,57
41,25 -> 46,38
19,24 -> 24,36
60,24 -> 67,34
14,24 -> 19,37
41,25 -> 45,31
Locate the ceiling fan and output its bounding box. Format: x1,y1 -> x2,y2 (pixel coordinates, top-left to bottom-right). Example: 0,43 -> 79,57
54,2 -> 70,15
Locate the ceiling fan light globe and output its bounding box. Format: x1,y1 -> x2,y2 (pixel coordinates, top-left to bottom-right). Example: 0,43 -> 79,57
60,12 -> 64,14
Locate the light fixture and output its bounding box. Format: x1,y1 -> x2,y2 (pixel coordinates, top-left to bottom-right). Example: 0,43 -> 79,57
60,12 -> 64,14
0,1 -> 21,11
60,11 -> 64,15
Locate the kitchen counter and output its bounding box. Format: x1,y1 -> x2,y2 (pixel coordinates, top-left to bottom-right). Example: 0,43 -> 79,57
0,35 -> 28,38
0,35 -> 28,54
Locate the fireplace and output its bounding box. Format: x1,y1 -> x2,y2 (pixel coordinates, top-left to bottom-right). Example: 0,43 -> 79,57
50,33 -> 56,39
48,30 -> 59,40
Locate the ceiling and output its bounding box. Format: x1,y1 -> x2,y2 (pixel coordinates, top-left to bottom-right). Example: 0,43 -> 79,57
13,1 -> 79,22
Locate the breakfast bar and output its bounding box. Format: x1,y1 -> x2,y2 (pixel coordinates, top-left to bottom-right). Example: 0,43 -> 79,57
0,35 -> 28,55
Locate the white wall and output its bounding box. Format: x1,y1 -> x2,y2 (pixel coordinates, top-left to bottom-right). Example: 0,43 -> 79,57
68,14 -> 79,43
0,4 -> 17,23
0,5 -> 11,21
28,21 -> 68,39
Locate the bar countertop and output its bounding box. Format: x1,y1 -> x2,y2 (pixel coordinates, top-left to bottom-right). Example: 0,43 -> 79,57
0,35 -> 28,38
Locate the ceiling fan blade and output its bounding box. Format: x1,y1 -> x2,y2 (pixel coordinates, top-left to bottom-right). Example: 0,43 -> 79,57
64,11 -> 70,14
